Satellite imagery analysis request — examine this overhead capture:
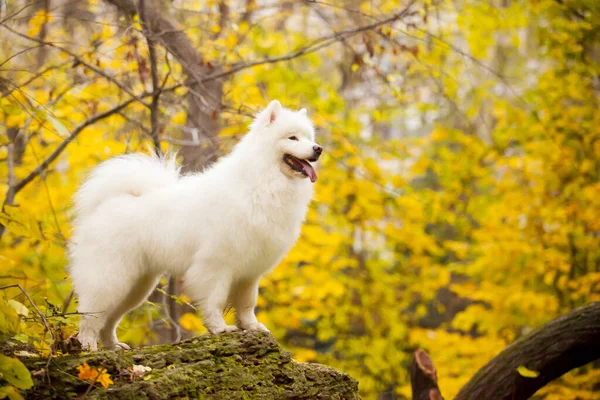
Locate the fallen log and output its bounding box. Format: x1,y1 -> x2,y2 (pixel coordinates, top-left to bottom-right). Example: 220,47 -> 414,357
21,330 -> 359,399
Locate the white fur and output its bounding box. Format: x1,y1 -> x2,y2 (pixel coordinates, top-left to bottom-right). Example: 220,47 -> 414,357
69,100 -> 320,350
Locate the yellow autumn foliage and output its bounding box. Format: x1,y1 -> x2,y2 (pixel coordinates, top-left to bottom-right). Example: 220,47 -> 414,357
77,362 -> 114,388
1,0 -> 599,399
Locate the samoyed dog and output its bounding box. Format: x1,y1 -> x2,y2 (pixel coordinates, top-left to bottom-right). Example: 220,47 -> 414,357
69,100 -> 322,350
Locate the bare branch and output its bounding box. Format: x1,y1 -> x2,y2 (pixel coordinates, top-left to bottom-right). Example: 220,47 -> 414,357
1,24 -> 152,109
0,0 -> 44,25
1,86 -> 73,237
4,130 -> 17,208
240,0 -> 256,23
11,84 -> 180,196
105,0 -> 208,87
201,2 -> 417,84
0,44 -> 45,68
1,62 -> 70,98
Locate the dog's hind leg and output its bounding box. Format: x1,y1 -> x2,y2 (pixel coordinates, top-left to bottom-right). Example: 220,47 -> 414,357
74,256 -> 159,350
98,273 -> 161,349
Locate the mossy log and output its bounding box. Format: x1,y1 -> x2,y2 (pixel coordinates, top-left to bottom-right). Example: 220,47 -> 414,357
22,330 -> 359,399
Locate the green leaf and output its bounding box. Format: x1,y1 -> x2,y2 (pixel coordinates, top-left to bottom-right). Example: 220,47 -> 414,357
516,365 -> 540,378
0,355 -> 34,390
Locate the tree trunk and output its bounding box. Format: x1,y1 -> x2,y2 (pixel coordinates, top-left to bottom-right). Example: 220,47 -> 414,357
104,0 -> 223,172
22,331 -> 359,399
410,349 -> 443,400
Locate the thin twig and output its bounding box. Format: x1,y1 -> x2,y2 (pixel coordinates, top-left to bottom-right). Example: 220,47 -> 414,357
79,372 -> 100,399
11,84 -> 180,196
108,0 -> 415,94
1,62 -> 70,97
0,0 -> 45,25
201,1 -> 416,84
61,290 -> 74,314
1,24 -> 152,109
0,44 -> 45,68
160,282 -> 182,342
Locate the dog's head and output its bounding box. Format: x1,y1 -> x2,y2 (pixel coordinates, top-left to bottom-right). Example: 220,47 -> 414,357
251,100 -> 322,183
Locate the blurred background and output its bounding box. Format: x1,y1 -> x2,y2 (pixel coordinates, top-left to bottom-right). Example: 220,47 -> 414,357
0,0 -> 598,398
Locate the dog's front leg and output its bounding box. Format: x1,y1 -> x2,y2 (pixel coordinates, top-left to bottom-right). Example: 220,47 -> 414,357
184,264 -> 238,334
232,278 -> 269,332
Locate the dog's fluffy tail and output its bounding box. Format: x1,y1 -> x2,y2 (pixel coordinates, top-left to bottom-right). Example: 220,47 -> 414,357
74,152 -> 180,219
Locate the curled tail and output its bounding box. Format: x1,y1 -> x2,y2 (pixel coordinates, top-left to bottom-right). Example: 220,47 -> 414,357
73,152 -> 180,220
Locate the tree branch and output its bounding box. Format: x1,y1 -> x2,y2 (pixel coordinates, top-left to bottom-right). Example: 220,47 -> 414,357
105,0 -> 223,172
11,85 -> 180,197
201,1 -> 417,84
105,0 -> 208,86
455,302 -> 600,400
0,24 -> 152,109
0,62 -> 70,98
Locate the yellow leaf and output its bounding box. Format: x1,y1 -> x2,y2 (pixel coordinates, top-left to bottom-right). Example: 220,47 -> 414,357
225,32 -> 237,47
179,313 -> 205,333
77,362 -> 98,381
0,205 -> 44,240
238,21 -> 249,34
0,385 -> 25,400
241,73 -> 256,86
293,348 -> 317,363
96,368 -> 113,388
517,365 -> 540,378
170,111 -> 186,125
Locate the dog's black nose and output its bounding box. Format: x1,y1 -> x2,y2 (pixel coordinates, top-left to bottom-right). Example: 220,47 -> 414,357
313,145 -> 323,155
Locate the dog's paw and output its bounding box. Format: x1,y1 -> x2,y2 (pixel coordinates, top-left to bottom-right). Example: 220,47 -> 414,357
77,335 -> 98,352
114,342 -> 131,351
210,325 -> 239,334
240,322 -> 270,333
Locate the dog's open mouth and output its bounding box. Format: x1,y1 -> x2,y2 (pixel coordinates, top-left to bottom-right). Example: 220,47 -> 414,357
283,154 -> 317,183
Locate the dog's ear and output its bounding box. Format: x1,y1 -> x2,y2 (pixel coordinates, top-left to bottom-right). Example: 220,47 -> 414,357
265,100 -> 282,125
299,108 -> 307,116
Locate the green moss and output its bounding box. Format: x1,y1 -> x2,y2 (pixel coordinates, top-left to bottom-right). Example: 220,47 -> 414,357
20,331 -> 359,399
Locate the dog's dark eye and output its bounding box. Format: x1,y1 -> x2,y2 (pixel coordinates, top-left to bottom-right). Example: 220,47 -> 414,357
289,136 -> 298,141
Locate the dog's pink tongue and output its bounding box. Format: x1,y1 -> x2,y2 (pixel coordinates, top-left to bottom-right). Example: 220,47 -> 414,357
298,160 -> 317,183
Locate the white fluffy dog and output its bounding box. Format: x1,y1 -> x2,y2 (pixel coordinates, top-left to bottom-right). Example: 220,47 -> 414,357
69,100 -> 322,350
